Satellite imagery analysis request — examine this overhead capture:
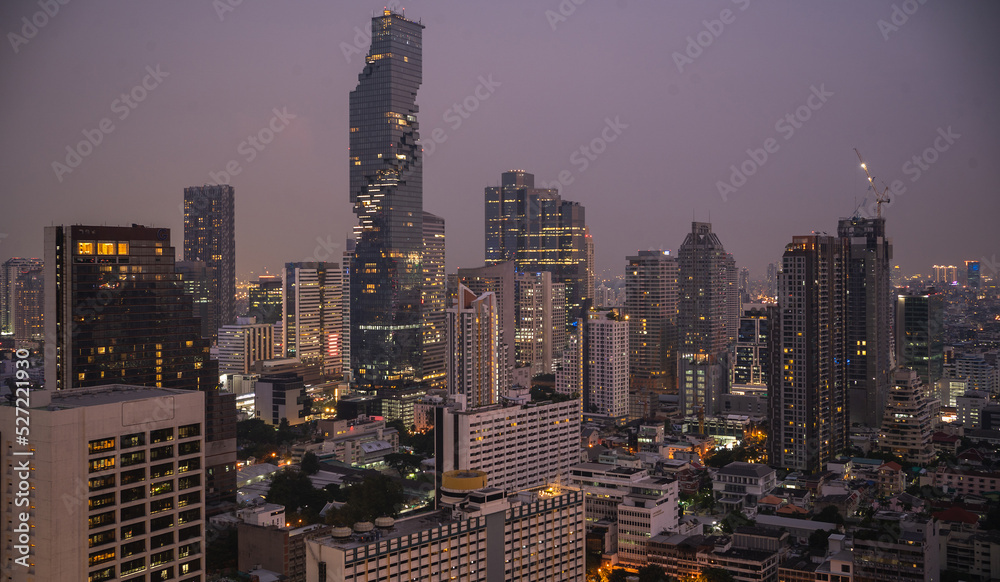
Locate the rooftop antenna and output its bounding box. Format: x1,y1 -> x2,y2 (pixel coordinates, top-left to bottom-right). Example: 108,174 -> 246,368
854,148 -> 891,219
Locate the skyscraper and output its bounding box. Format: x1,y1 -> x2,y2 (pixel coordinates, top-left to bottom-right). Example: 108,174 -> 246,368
514,271 -> 564,375
447,285 -> 500,410
349,9 -> 425,389
838,216 -> 892,428
768,234 -> 847,473
283,262 -> 342,382
625,250 -> 679,418
458,261 -> 517,381
677,222 -> 733,417
879,368 -> 937,465
218,316 -> 274,375
896,288 -> 944,391
484,170 -> 591,318
421,212 -> 447,389
584,310 -> 629,420
183,184 -> 236,338
732,303 -> 772,388
248,274 -> 282,324
175,260 -> 215,340
1,257 -> 43,338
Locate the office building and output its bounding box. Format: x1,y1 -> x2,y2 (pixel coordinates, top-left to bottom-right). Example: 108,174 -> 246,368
853,515 -> 939,582
584,310 -> 629,421
0,385 -> 206,582
183,184 -> 236,338
0,257 -> 44,342
768,234 -> 847,473
765,262 -> 778,298
625,250 -> 679,418
435,398 -> 581,493
217,316 -> 274,376
283,262 -> 342,381
175,261 -> 216,340
341,240 -> 353,378
421,212 -> 447,389
447,285 -> 500,410
485,170 -> 591,316
514,270 -> 564,375
966,260 -> 981,289
879,368 -> 937,465
1,258 -> 37,334
555,320 -> 584,397
896,289 -> 944,391
458,261 -> 517,382
725,253 -> 740,343
932,265 -> 958,284
255,373 -> 311,426
732,304 -> 772,387
950,354 -> 998,394
677,222 -> 733,417
838,216 -> 892,428
305,479 -> 585,582
45,224 -> 236,509
248,275 -> 282,325
349,9 -> 425,388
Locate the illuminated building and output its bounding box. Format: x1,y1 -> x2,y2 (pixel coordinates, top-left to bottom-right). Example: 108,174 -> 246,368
183,184 -> 236,339
584,310 -> 629,421
838,216 -> 892,428
732,303 -> 773,387
932,265 -> 958,283
282,262 -> 342,382
625,250 -> 679,418
767,234 -> 848,473
447,285 -> 500,410
175,260 -> 215,340
1,257 -> 43,342
484,170 -> 591,319
514,271 -> 564,375
217,316 -> 274,376
965,260 -> 981,289
421,212 -> 447,389
248,275 -> 282,325
349,9 -> 425,389
458,261 -> 516,388
879,368 -> 937,465
895,288 -> 944,391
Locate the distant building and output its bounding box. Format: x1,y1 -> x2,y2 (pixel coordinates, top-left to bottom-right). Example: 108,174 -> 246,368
732,303 -> 773,387
248,275 -> 282,324
255,373 -> 311,426
896,288 -> 945,391
238,523 -> 332,582
879,368 -> 937,465
584,310 -> 629,421
1,257 -> 44,342
283,262 -> 343,381
184,184 -> 236,337
421,212 -> 447,389
218,316 -> 274,375
712,462 -> 777,512
458,261 -> 516,388
514,271 -> 565,375
853,514 -> 939,582
447,285 -> 500,410
625,250 -> 679,418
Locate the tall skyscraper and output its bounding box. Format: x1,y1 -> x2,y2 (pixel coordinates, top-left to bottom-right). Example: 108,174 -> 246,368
248,274 -> 282,324
732,303 -> 772,388
584,310 -> 629,420
765,262 -> 778,298
175,260 -> 215,340
349,9 -> 425,389
514,271 -> 564,375
44,224 -> 237,508
1,257 -> 43,339
458,261 -> 517,380
283,262 -> 342,382
183,184 -> 236,338
421,212 -> 447,389
0,386 -> 207,582
677,222 -> 733,417
965,260 -> 981,290
447,285 -> 500,409
879,368 -> 937,465
484,170 -> 592,318
768,234 -> 847,473
625,250 -> 679,419
838,216 -> 892,428
556,319 -> 585,397
896,288 -> 945,392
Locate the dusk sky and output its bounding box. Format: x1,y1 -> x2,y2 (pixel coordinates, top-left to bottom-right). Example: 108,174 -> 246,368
2,0 -> 998,281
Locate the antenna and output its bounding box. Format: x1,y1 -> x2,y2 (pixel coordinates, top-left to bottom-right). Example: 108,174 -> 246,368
854,148 -> 891,219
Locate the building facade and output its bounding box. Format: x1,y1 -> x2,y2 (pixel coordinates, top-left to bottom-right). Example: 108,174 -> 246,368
217,317 -> 274,376
421,212 -> 447,389
896,289 -> 944,392
625,250 -> 679,417
248,275 -> 282,325
0,257 -> 44,342
183,184 -> 236,338
447,285 -> 500,410
584,311 -> 629,420
283,262 -> 343,381
879,368 -> 937,465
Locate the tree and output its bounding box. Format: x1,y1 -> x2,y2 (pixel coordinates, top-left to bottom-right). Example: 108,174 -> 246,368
720,511 -> 753,534
813,505 -> 844,525
608,569 -> 631,582
266,468 -> 327,521
704,568 -> 735,582
808,529 -> 833,551
384,452 -> 421,477
637,563 -> 669,582
301,451 -> 320,475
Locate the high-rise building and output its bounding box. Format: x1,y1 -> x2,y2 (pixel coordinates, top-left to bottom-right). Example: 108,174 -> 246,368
584,310 -> 629,421
484,170 -> 591,317
838,216 -> 892,428
896,288 -> 944,391
175,260 -> 216,340
965,260 -> 981,289
724,254 -> 740,343
738,267 -> 751,304
932,265 -> 958,283
447,285 -> 500,410
458,261 -> 516,382
879,368 -> 937,465
248,275 -> 282,325
283,262 -> 342,382
217,316 -> 274,375
677,222 -> 733,417
1,258 -> 44,343
768,235 -> 847,473
421,212 -> 447,389
0,386 -> 206,582
44,224 -> 236,508
349,10 -> 425,389
341,239 -> 354,379
625,250 -> 679,418
183,184 -> 236,338
514,271 -> 564,375
732,303 -> 772,388
765,262 -> 778,298
435,398 -> 582,492
556,319 -> 584,397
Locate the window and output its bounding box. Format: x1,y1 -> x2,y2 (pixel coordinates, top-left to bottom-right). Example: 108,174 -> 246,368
178,525 -> 200,542
121,451 -> 145,467
89,529 -> 116,548
78,241 -> 95,255
178,541 -> 200,558
89,438 -> 116,454
89,566 -> 115,582
151,532 -> 174,549
97,242 -> 116,255
150,515 -> 174,532
151,463 -> 174,479
151,498 -> 174,514
151,445 -> 173,462
121,522 -> 146,540
121,468 -> 146,485
151,549 -> 174,568
178,508 -> 200,525
89,548 -> 115,567
178,491 -> 200,508
177,458 -> 200,474
89,474 -> 116,492
120,557 -> 146,577
178,424 -> 201,439
120,504 -> 145,522
151,480 -> 174,497
121,433 -> 145,449
151,428 -> 174,444
178,474 -> 200,490
89,456 -> 116,473
89,493 -> 116,510
179,558 -> 201,576
179,441 -> 200,456
117,242 -> 129,255
89,511 -> 116,530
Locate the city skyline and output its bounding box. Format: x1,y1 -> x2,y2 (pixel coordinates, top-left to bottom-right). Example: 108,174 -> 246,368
1,2 -> 998,281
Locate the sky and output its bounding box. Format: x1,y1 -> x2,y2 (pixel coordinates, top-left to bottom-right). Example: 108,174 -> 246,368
2,0 -> 998,282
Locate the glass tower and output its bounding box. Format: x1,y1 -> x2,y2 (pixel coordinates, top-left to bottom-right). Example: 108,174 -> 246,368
349,10 -> 425,388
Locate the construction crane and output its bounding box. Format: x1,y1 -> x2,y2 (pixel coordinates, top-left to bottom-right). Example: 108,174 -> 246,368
854,148 -> 891,219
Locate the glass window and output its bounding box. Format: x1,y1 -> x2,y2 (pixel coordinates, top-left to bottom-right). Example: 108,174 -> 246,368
150,445 -> 173,462
121,433 -> 145,449
89,566 -> 115,582
88,529 -> 116,548
178,424 -> 201,439
89,510 -> 116,530
89,438 -> 116,454
89,493 -> 116,511
121,486 -> 145,504
97,242 -> 116,255
151,463 -> 174,479
121,451 -> 145,467
89,456 -> 116,473
122,539 -> 146,558
89,474 -> 116,492
121,521 -> 146,540
120,504 -> 145,522
78,241 -> 95,255
151,428 -> 174,444
117,242 -> 129,255
121,468 -> 146,485
179,441 -> 200,456
150,514 -> 174,531
88,548 -> 115,567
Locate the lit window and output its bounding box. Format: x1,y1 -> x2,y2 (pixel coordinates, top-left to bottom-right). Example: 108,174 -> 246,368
97,242 -> 116,255
78,241 -> 95,255
118,242 -> 129,255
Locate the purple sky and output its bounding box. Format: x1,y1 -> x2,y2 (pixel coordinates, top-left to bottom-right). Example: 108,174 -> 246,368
2,0 -> 998,281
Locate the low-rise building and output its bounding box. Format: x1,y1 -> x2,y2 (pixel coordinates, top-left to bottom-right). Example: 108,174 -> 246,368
712,462 -> 776,512
932,466 -> 1000,496
238,522 -> 332,582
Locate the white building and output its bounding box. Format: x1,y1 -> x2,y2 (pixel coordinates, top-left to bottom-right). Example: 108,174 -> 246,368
255,373 -> 310,426
447,285 -> 500,410
305,477 -> 585,582
956,390 -> 991,429
436,398 -> 581,493
237,503 -> 285,528
217,316 -> 274,375
0,386 -> 206,582
282,262 -> 342,380
585,311 -> 629,420
555,323 -> 584,396
712,462 -> 777,512
514,271 -> 565,375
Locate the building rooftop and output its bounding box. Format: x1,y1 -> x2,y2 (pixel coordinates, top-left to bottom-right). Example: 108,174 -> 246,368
41,385 -> 194,409
718,462 -> 774,478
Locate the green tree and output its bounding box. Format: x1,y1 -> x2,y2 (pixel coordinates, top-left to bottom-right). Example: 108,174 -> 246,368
266,468 -> 327,521
704,568 -> 735,582
608,569 -> 631,582
301,451 -> 320,475
637,563 -> 669,582
384,452 -> 421,477
813,505 -> 844,525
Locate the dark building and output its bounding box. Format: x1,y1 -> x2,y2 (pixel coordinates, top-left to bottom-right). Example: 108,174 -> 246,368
349,9 -> 425,389
44,224 -> 237,508
484,170 -> 592,318
183,184 -> 236,339
896,288 -> 944,391
838,216 -> 892,428
768,235 -> 847,473
248,274 -> 282,324
625,250 -> 679,418
965,260 -> 981,290
1,257 -> 43,339
238,522 -> 332,582
176,260 -> 216,340
732,303 -> 772,387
